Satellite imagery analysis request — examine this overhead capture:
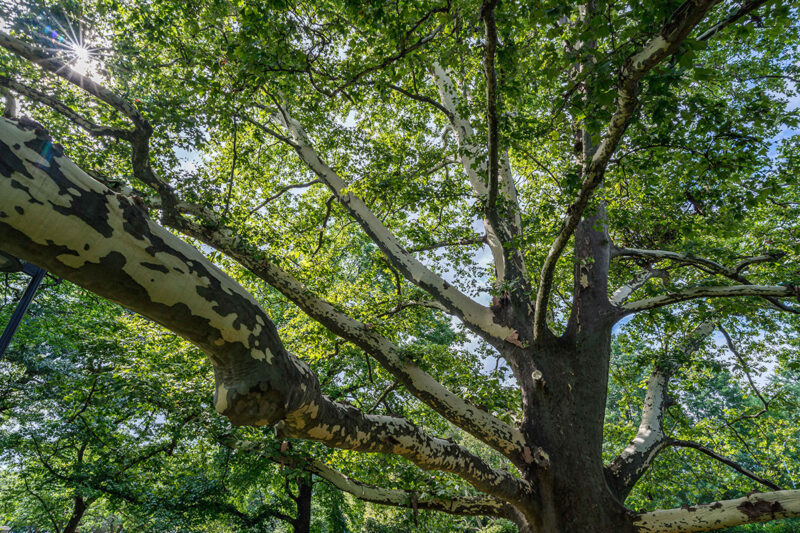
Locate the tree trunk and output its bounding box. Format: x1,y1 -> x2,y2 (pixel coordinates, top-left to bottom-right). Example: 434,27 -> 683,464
511,339 -> 636,533
292,478 -> 313,533
63,496 -> 87,533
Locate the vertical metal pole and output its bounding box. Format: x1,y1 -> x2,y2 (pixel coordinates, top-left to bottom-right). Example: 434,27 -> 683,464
0,265 -> 46,357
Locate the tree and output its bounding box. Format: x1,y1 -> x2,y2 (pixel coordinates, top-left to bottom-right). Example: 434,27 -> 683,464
0,0 -> 798,531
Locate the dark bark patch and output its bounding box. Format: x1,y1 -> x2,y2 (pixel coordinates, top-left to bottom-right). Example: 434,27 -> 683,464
140,262 -> 170,274
0,138 -> 27,177
737,499 -> 784,519
14,205 -> 23,215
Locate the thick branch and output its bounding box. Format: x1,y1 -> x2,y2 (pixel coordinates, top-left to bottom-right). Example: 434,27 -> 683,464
533,0 -> 721,339
670,440 -> 782,491
176,217 -> 528,464
606,322 -> 714,499
633,489 -> 800,532
0,117 -> 531,506
621,284 -> 796,314
431,65 -> 529,320
605,368 -> 671,500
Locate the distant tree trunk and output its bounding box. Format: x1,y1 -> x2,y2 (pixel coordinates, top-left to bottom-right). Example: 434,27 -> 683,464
62,496 -> 87,533
292,478 -> 313,533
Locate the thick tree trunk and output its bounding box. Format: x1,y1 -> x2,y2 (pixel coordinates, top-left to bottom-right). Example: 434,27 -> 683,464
513,340 -> 636,533
292,478 -> 313,533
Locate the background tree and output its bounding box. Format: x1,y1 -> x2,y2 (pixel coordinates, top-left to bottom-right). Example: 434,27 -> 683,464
1,0 -> 799,531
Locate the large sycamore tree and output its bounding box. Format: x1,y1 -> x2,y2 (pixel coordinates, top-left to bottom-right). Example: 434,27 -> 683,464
1,0 -> 799,531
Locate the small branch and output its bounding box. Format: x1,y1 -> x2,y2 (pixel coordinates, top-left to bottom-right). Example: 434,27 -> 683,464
717,324 -> 770,415
610,268 -> 666,306
1,86 -> 17,118
669,439 -> 782,491
613,247 -> 796,314
366,381 -> 398,413
697,0 -> 769,41
407,236 -> 485,253
222,117 -> 238,219
0,76 -> 132,139
247,179 -> 321,217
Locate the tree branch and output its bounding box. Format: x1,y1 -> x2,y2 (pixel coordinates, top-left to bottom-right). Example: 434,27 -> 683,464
0,31 -> 143,124
633,489 -> 800,532
481,0 -> 499,216
407,236 -> 485,254
612,247 -> 797,313
533,0 -> 722,340
308,459 -> 515,518
606,322 -> 715,499
669,439 -> 782,491
0,76 -> 133,140
430,64 -> 529,319
0,118 -> 530,504
621,284 -> 796,314
697,0 -> 769,41
606,367 -> 671,500
267,104 -> 514,344
176,216 -> 527,465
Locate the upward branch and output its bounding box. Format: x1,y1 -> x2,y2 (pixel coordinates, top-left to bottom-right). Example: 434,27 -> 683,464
265,106 -> 514,344
481,0 -> 499,215
533,0 -> 722,340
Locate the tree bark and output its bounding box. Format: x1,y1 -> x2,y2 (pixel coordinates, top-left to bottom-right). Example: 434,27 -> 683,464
62,496 -> 87,533
292,477 -> 313,533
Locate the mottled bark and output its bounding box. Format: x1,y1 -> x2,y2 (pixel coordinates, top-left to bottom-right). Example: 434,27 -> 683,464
0,117 -> 530,508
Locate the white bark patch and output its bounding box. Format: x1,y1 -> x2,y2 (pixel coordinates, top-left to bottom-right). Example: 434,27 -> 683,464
634,489 -> 800,532
1,123 -> 271,359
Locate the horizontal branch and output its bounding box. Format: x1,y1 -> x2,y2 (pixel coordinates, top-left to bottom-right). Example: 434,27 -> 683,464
669,440 -> 782,491
407,236 -> 485,254
634,489 -> 800,532
612,247 -> 795,313
308,459 -> 514,518
621,285 -> 796,314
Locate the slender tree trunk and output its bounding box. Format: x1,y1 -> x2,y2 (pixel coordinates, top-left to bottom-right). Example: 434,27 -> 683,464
292,478 -> 313,533
62,496 -> 87,533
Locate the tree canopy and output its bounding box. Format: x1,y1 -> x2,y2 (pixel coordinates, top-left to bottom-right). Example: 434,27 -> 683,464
0,0 -> 799,531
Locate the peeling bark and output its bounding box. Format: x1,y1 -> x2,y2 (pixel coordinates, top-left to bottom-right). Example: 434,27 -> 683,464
0,117 -> 530,508
634,489 -> 800,532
